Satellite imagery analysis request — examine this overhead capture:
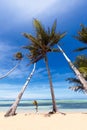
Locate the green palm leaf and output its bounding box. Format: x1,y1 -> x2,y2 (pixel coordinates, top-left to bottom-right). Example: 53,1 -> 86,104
66,78 -> 81,84
51,19 -> 57,37
67,55 -> 87,93
60,32 -> 67,39
74,24 -> 87,52
74,47 -> 87,52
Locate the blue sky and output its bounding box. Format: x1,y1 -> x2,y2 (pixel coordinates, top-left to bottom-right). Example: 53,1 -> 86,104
0,0 -> 87,99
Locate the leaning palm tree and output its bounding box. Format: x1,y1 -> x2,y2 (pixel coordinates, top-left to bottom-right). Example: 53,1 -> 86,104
57,45 -> 87,91
67,55 -> 87,93
4,63 -> 36,117
0,52 -> 23,79
74,24 -> 87,52
23,19 -> 66,113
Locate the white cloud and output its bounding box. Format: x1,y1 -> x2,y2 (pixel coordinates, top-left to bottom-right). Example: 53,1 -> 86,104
0,80 -> 87,99
0,0 -> 57,32
0,42 -> 16,52
0,0 -> 84,33
52,72 -> 74,81
0,41 -> 17,61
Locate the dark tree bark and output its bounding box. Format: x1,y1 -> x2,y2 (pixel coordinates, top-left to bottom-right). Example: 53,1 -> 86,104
45,56 -> 57,113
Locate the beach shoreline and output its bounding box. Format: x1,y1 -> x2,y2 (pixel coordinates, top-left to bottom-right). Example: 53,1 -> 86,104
0,112 -> 87,130
0,99 -> 87,113
0,99 -> 87,130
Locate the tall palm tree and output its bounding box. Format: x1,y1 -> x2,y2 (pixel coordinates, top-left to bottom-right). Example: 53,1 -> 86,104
67,55 -> 87,93
0,52 -> 23,79
74,24 -> 87,52
57,45 -> 87,91
23,19 -> 66,113
4,63 -> 36,117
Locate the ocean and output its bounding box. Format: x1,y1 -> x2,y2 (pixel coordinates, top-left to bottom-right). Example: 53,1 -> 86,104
0,99 -> 87,113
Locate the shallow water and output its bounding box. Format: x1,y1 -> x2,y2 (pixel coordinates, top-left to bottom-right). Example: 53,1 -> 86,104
0,99 -> 87,113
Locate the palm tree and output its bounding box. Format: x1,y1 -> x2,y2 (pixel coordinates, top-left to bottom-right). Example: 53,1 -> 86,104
74,24 -> 87,52
66,24 -> 87,92
0,52 -> 23,79
4,63 -> 36,117
23,19 -> 66,113
67,55 -> 87,93
57,45 -> 87,91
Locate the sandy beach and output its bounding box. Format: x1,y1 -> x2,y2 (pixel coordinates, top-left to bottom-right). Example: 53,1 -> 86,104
0,112 -> 87,130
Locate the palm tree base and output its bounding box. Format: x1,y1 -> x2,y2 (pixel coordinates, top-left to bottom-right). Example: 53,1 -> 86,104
4,107 -> 17,117
48,110 -> 57,114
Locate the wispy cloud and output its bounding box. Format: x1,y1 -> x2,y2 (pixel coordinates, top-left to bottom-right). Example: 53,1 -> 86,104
0,41 -> 17,61
0,80 -> 86,99
0,0 -> 56,32
52,72 -> 74,81
0,0 -> 84,33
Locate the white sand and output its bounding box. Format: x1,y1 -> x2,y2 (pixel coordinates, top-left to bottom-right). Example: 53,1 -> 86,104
0,112 -> 87,130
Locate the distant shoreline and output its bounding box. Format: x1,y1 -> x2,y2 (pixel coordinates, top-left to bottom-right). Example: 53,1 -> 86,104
0,99 -> 87,113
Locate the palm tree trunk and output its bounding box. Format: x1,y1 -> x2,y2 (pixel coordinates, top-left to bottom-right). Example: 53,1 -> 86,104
45,56 -> 57,113
0,61 -> 21,79
57,45 -> 87,91
4,63 -> 36,117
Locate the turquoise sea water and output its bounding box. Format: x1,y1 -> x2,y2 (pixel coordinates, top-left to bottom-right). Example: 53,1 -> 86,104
0,99 -> 87,113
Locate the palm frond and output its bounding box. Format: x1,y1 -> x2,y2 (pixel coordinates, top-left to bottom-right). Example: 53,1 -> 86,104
33,19 -> 45,34
74,47 -> 87,52
74,24 -> 87,44
50,32 -> 66,46
67,78 -> 87,93
51,48 -> 60,52
28,54 -> 44,64
34,19 -> 50,46
66,78 -> 81,85
74,55 -> 87,68
34,19 -> 47,37
59,32 -> 67,39
69,86 -> 86,93
79,67 -> 87,73
51,19 -> 57,36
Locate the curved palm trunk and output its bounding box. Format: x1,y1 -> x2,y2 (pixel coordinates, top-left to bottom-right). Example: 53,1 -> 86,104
45,56 -> 57,113
4,63 -> 36,117
57,45 -> 87,91
0,61 -> 21,79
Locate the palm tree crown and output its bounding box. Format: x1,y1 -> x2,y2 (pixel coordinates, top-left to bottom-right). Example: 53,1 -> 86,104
23,19 -> 66,64
14,52 -> 23,60
74,24 -> 87,52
